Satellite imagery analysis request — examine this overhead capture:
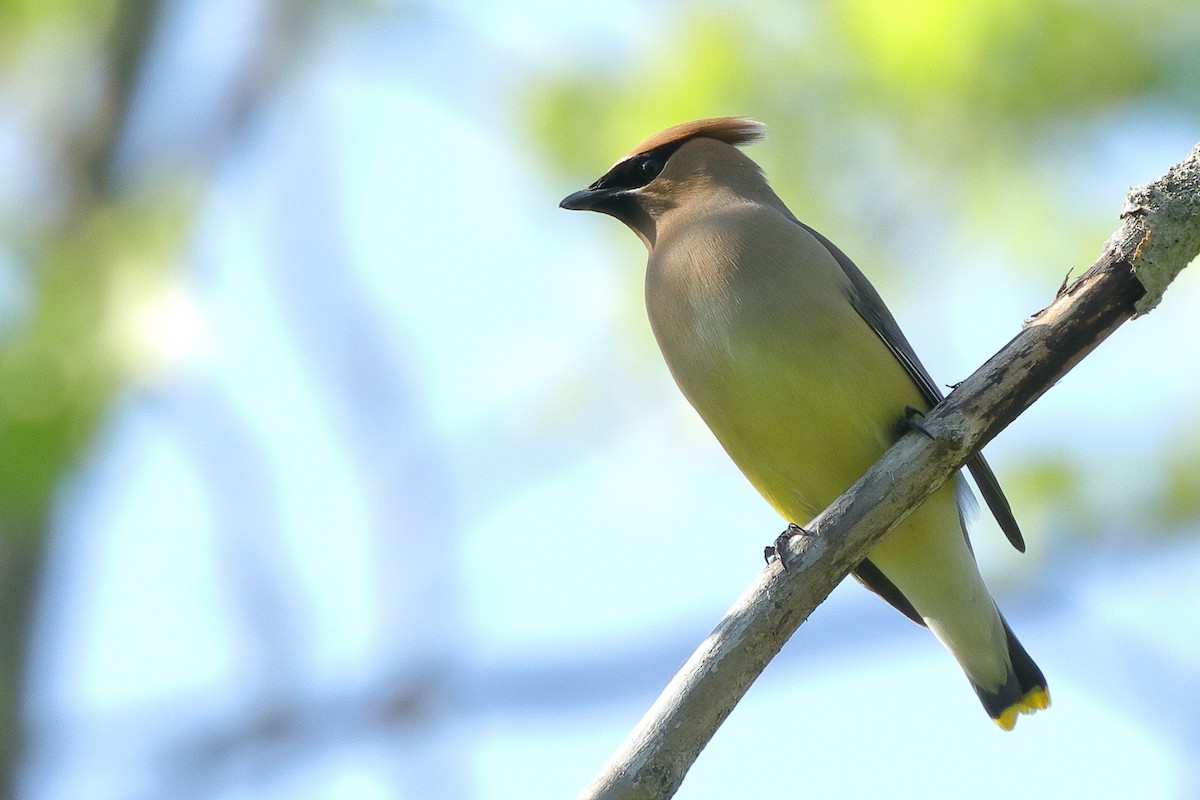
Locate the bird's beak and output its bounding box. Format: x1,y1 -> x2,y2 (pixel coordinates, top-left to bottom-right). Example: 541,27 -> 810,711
559,187 -> 610,211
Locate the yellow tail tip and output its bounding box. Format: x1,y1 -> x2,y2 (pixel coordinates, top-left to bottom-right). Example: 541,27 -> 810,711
993,687 -> 1051,731
1023,686 -> 1051,711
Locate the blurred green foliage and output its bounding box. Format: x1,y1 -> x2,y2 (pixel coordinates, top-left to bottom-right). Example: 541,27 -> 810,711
0,0 -> 114,52
0,0 -> 183,788
0,195 -> 185,535
0,1 -> 163,529
834,0 -> 1166,121
530,0 -> 1199,270
1160,427 -> 1200,528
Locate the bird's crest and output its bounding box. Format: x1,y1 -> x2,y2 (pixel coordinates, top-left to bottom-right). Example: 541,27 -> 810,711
623,117 -> 765,158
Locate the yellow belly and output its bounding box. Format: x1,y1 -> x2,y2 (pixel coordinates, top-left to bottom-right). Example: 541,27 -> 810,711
644,201 -> 1014,695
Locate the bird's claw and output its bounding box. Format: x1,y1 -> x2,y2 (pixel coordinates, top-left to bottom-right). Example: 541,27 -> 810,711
897,405 -> 935,440
765,523 -> 810,572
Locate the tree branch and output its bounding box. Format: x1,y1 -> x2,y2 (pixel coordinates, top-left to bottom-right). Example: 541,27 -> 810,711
579,141 -> 1200,800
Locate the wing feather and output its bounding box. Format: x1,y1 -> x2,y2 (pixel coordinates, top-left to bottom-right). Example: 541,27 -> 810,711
789,217 -> 1026,553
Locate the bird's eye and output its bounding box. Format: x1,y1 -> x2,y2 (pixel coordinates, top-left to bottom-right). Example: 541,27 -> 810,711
637,155 -> 665,182
595,152 -> 669,194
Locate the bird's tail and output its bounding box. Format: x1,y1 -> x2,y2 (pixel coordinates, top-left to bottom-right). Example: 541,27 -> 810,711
971,615 -> 1050,731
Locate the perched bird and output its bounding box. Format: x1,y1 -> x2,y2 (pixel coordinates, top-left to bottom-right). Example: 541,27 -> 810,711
560,117 -> 1049,729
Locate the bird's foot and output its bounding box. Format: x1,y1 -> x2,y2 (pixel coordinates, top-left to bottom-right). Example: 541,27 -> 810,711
764,523 -> 811,573
896,405 -> 935,440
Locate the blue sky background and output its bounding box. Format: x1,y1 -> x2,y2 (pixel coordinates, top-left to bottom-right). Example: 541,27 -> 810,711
6,1 -> 1200,798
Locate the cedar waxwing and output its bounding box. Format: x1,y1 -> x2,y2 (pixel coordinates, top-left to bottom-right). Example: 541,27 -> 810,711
560,117 -> 1049,729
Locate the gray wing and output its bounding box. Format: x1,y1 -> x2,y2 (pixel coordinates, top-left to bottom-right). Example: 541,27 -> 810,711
853,558 -> 924,627
791,217 -> 1026,553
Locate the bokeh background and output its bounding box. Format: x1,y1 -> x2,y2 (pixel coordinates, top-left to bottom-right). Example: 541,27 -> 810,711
2,1 -> 1200,798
